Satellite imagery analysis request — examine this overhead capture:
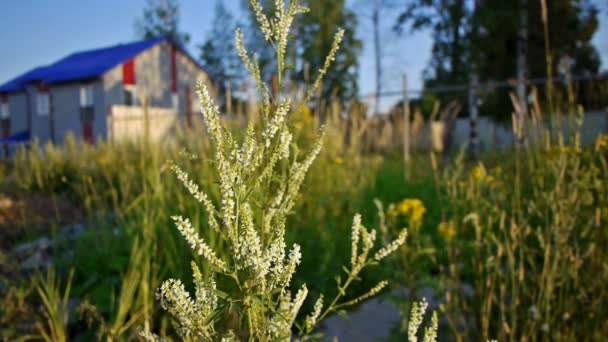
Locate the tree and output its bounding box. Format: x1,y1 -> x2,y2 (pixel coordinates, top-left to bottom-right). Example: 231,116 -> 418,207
199,1 -> 244,89
136,0 -> 190,45
394,0 -> 602,121
295,0 -> 362,103
395,0 -> 470,86
240,0 -> 361,105
352,0 -> 401,115
240,0 -> 277,85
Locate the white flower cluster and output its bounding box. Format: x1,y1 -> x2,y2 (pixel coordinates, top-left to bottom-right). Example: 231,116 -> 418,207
407,298 -> 438,342
143,1 -> 418,340
171,215 -> 227,271
304,294 -> 324,333
341,281 -> 389,308
149,0 -> 329,336
169,161 -> 219,232
156,274 -> 216,339
374,228 -> 408,261
267,284 -> 308,340
350,213 -> 378,274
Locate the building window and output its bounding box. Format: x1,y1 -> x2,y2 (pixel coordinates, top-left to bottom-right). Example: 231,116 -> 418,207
80,84 -> 94,107
124,85 -> 137,106
37,92 -> 50,116
0,102 -> 8,120
172,92 -> 179,111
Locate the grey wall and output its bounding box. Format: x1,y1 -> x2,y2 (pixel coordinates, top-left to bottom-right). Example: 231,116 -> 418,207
103,64 -> 124,107
51,83 -> 82,143
136,42 -> 171,107
92,81 -> 107,141
176,46 -> 211,117
103,40 -> 212,131
49,81 -> 106,143
7,92 -> 28,135
26,86 -> 51,144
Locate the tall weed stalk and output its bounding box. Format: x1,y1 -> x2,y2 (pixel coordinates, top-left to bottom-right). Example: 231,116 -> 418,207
140,1 -> 428,340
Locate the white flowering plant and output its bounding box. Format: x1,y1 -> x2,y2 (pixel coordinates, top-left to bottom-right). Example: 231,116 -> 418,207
141,1 -> 417,341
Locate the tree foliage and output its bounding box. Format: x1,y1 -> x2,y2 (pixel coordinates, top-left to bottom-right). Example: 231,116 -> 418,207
295,0 -> 362,102
136,0 -> 190,46
241,0 -> 362,104
199,1 -> 244,89
394,0 -> 602,120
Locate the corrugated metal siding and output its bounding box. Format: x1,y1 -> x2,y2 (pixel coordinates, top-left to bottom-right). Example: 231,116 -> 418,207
92,81 -> 107,141
177,48 -> 211,117
101,39 -> 212,114
136,43 -> 172,107
49,81 -> 106,144
27,86 -> 52,144
7,93 -> 28,135
102,64 -> 124,107
51,84 -> 82,143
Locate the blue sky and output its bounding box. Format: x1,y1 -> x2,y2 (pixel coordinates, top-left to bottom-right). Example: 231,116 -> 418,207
0,0 -> 606,102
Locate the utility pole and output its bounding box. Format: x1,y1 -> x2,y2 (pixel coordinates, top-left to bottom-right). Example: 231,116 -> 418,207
372,0 -> 381,115
516,0 -> 528,148
402,73 -> 410,178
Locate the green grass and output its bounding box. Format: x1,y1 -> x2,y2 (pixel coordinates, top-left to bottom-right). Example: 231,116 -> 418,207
1,129 -> 607,340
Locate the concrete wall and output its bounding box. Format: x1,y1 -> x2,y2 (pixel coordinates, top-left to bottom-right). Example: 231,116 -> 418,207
108,105 -> 179,143
409,111 -> 608,152
366,110 -> 608,153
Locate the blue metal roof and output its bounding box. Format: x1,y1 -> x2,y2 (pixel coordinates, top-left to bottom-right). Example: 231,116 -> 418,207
0,37 -> 166,93
0,130 -> 30,145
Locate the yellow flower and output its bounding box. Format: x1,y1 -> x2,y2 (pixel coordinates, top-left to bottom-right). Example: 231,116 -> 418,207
471,163 -> 498,185
438,221 -> 456,242
411,206 -> 426,223
471,164 -> 486,181
334,157 -> 344,165
389,198 -> 426,224
595,134 -> 608,150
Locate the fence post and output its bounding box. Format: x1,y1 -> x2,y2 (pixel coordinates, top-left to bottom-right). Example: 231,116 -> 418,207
144,98 -> 150,145
226,85 -> 232,116
468,73 -> 479,157
403,74 -> 411,179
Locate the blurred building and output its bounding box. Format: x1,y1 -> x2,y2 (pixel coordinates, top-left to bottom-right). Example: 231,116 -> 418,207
0,37 -> 212,145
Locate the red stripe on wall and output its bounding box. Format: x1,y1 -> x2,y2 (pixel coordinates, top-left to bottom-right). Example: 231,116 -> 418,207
123,59 -> 136,85
171,45 -> 177,92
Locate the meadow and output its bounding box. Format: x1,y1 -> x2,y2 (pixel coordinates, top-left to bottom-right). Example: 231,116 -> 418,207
1,103 -> 606,341
1,1 -> 608,341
